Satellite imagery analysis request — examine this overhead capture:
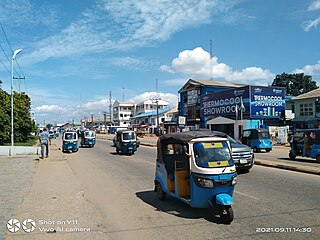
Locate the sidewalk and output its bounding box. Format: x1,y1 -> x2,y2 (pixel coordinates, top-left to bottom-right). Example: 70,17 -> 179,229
97,133 -> 320,175
4,140 -> 107,240
0,155 -> 36,240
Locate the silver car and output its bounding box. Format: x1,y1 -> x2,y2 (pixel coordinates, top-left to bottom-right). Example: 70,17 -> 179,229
212,131 -> 254,172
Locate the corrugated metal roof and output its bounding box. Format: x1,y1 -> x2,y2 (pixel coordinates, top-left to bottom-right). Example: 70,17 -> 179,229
131,108 -> 173,119
178,79 -> 247,93
290,88 -> 320,100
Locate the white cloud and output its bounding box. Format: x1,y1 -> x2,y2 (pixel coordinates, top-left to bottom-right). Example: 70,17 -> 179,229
303,17 -> 320,31
0,0 -> 57,27
107,57 -> 157,71
308,0 -> 320,11
128,92 -> 178,108
34,104 -> 65,113
293,61 -> 320,78
82,99 -> 111,112
160,65 -> 174,74
161,47 -> 275,83
226,67 -> 275,81
21,0 -> 239,65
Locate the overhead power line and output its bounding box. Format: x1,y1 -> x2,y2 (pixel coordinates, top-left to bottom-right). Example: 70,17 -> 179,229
0,57 -> 10,74
0,21 -> 24,77
0,42 -> 21,76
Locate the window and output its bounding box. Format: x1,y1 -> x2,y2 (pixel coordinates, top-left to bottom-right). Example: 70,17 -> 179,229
163,143 -> 188,155
291,104 -> 295,113
120,114 -> 123,117
300,103 -> 313,116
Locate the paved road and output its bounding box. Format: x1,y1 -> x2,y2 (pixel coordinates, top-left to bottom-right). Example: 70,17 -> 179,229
66,139 -> 320,240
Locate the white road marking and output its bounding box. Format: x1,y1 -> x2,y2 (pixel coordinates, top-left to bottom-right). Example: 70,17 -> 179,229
235,190 -> 259,200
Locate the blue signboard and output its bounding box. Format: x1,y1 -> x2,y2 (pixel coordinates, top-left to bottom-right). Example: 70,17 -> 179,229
201,87 -> 250,117
250,86 -> 286,118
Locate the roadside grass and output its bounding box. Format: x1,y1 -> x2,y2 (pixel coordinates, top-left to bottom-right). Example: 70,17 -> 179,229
3,136 -> 38,146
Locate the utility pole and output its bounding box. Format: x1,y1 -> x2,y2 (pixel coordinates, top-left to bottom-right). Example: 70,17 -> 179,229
152,78 -> 161,135
109,90 -> 112,124
103,111 -> 107,127
13,76 -> 25,93
209,39 -> 213,80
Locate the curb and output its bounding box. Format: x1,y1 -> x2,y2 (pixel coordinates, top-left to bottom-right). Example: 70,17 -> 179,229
254,160 -> 320,175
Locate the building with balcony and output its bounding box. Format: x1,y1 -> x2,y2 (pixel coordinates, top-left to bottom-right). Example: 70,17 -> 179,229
135,99 -> 169,115
113,101 -> 136,127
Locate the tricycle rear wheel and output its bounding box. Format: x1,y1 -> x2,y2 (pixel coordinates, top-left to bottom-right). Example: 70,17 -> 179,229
289,152 -> 296,160
220,206 -> 234,224
156,183 -> 166,201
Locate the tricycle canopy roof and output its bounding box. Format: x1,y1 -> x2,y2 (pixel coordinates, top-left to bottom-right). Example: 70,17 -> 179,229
157,130 -> 229,164
158,130 -> 225,144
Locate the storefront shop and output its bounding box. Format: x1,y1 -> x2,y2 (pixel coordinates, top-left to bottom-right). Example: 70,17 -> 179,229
201,85 -> 286,139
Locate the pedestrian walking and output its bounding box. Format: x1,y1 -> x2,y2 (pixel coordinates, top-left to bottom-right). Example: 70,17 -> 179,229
39,128 -> 49,159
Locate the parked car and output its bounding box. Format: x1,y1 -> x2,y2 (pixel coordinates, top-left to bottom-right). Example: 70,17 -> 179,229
212,131 -> 254,172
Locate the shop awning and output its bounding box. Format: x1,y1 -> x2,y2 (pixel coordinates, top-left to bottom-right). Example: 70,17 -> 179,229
207,116 -> 235,125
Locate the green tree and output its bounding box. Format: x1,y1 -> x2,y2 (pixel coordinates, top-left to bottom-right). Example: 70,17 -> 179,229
0,86 -> 10,145
272,73 -> 319,96
13,92 -> 36,142
0,84 -> 35,144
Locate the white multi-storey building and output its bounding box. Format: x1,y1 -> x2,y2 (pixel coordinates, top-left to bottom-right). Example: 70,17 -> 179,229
135,99 -> 170,115
113,101 -> 136,127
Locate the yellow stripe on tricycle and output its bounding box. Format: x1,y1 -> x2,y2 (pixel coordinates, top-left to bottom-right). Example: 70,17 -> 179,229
202,142 -> 223,149
208,161 -> 229,167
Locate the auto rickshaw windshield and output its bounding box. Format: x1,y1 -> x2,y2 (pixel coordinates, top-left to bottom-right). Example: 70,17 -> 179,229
85,131 -> 94,137
65,133 -> 76,140
122,132 -> 136,140
193,141 -> 233,168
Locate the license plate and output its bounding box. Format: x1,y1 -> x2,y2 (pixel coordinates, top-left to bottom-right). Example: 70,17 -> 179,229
128,147 -> 133,150
89,142 -> 92,144
240,159 -> 247,164
68,146 -> 72,149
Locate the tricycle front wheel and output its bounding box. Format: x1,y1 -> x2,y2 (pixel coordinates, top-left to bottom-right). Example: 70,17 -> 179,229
220,206 -> 234,224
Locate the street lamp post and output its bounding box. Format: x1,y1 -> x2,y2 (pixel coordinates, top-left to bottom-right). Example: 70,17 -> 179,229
10,48 -> 22,156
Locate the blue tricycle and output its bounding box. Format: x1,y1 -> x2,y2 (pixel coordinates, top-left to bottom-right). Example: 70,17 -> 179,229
154,131 -> 237,224
62,131 -> 79,153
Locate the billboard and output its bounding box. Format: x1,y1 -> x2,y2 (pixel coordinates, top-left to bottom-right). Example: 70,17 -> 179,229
200,87 -> 250,117
250,86 -> 286,118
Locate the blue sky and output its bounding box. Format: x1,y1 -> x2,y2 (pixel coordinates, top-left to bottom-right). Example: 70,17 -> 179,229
0,0 -> 320,125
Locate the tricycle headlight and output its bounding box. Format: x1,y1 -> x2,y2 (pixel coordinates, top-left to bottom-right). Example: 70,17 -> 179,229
231,176 -> 238,186
195,177 -> 214,188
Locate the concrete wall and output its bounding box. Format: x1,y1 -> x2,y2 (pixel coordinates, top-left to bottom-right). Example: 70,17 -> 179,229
0,146 -> 40,156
